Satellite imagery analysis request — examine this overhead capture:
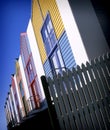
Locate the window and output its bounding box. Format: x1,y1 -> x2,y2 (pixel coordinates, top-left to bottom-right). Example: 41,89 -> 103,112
19,81 -> 24,97
41,12 -> 65,76
41,12 -> 57,55
21,35 -> 31,65
51,53 -> 59,74
50,48 -> 65,75
57,49 -> 65,68
26,60 -> 34,83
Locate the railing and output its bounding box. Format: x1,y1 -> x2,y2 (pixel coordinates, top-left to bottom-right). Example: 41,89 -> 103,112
27,95 -> 41,111
27,96 -> 36,110
41,53 -> 110,130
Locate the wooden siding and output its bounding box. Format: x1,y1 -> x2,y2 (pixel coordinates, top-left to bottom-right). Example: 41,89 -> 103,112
31,0 -> 64,63
59,31 -> 77,69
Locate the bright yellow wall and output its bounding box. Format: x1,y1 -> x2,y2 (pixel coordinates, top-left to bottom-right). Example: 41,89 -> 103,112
32,0 -> 64,63
16,61 -> 19,76
32,0 -> 46,64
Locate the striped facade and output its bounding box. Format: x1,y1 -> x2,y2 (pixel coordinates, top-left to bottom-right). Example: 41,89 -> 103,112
10,85 -> 19,123
20,32 -> 46,109
12,74 -> 22,121
18,55 -> 33,112
15,58 -> 29,117
31,0 -> 86,77
4,20 -> 47,128
26,20 -> 45,102
31,0 -> 109,77
4,0 -> 110,129
5,95 -> 14,127
8,91 -> 17,125
4,75 -> 21,128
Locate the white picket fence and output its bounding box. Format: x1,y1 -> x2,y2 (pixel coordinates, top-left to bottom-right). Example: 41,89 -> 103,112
41,53 -> 110,130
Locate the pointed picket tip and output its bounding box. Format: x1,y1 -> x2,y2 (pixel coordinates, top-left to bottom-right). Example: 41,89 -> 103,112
62,70 -> 67,76
50,74 -> 58,80
94,58 -> 99,64
47,77 -> 53,86
67,69 -> 73,78
57,72 -> 62,79
103,53 -> 108,60
99,56 -> 103,62
72,67 -> 76,73
77,65 -> 81,69
47,76 -> 51,80
90,59 -> 95,66
86,61 -> 90,66
81,63 -> 85,68
107,52 -> 110,59
48,76 -> 53,83
67,69 -> 72,74
77,65 -> 83,73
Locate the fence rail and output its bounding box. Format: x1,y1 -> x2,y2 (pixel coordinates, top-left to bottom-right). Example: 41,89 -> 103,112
41,53 -> 110,130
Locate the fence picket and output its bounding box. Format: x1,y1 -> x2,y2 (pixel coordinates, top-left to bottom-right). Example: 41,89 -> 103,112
48,77 -> 65,130
95,58 -> 110,98
67,69 -> 83,130
94,58 -> 110,129
72,68 -> 89,129
100,56 -> 110,89
41,53 -> 110,130
104,53 -> 110,74
82,64 -> 100,129
91,58 -> 110,121
77,65 -> 99,129
58,72 -> 76,130
53,75 -> 71,130
86,60 -> 107,129
63,70 -> 82,130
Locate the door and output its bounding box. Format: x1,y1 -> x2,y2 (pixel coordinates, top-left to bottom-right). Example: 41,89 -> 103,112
31,81 -> 40,109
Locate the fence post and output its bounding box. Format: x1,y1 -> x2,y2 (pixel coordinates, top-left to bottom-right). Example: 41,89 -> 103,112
41,76 -> 59,130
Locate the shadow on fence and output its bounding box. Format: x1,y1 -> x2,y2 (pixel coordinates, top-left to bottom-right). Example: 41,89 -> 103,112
41,53 -> 110,130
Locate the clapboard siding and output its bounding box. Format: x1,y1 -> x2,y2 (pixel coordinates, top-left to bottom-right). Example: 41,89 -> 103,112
43,59 -> 53,77
59,31 -> 77,69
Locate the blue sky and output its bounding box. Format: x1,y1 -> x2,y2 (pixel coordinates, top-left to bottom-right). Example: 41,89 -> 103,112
0,0 -> 31,129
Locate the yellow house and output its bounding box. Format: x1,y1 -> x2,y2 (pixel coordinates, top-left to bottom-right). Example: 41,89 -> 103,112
31,0 -> 109,77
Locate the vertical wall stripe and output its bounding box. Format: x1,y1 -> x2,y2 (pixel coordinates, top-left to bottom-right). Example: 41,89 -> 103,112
11,81 -> 20,122
18,56 -> 30,100
14,75 -> 22,109
8,93 -> 15,122
27,20 -> 45,100
10,88 -> 17,122
32,0 -> 47,63
56,0 -> 89,65
15,60 -> 24,115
